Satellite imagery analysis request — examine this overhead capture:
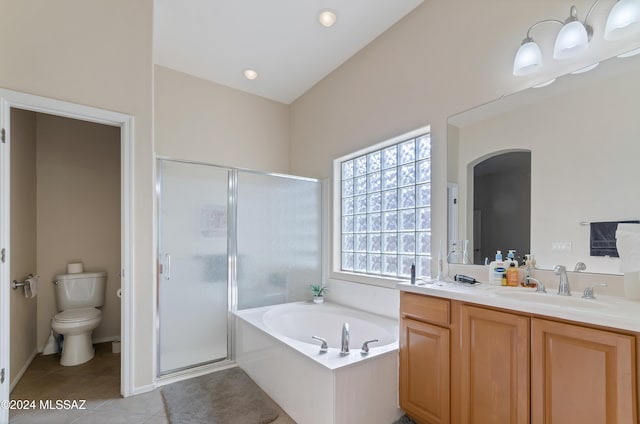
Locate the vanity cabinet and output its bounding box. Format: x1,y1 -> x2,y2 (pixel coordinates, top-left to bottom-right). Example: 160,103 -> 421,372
458,305 -> 529,424
399,291 -> 638,424
400,292 -> 451,424
531,318 -> 636,424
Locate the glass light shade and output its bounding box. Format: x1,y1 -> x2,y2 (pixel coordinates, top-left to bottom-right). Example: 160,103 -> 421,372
513,40 -> 543,76
605,0 -> 640,40
554,20 -> 589,59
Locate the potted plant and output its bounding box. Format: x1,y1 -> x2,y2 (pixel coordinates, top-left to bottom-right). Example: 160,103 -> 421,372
310,284 -> 328,304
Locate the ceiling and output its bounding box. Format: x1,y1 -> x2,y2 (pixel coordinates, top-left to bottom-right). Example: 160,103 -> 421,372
154,0 -> 423,104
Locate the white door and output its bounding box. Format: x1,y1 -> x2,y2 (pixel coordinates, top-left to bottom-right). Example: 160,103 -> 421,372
0,96 -> 11,423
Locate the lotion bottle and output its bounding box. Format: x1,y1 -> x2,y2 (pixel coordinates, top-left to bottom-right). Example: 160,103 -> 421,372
488,250 -> 506,285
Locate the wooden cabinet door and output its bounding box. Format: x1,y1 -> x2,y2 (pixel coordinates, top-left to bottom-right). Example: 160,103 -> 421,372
400,317 -> 450,424
459,305 -> 530,424
531,318 -> 637,424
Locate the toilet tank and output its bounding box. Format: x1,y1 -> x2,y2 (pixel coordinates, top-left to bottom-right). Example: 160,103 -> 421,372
54,271 -> 107,311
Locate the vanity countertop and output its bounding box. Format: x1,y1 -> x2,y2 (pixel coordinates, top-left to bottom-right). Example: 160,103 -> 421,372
397,280 -> 640,333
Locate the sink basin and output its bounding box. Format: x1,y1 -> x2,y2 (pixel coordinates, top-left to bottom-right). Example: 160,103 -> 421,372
493,289 -> 610,310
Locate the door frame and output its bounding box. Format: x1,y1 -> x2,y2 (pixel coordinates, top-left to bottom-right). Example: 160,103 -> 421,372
0,89 -> 134,414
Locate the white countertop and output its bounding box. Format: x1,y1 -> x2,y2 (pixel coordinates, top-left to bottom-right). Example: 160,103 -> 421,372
397,280 -> 640,333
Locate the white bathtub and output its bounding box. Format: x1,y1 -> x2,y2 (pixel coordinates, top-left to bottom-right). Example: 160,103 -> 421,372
235,301 -> 402,424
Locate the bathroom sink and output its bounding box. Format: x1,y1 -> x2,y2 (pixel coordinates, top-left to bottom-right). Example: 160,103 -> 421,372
493,289 -> 610,310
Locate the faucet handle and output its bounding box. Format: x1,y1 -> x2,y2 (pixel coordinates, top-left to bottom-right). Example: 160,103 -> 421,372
582,284 -> 608,299
361,339 -> 379,354
535,280 -> 547,293
311,336 -> 328,353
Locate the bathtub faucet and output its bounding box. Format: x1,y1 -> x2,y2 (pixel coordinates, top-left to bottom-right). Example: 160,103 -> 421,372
341,323 -> 350,355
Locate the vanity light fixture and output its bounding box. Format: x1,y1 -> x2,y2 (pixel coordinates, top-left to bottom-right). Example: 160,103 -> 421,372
243,69 -> 258,80
554,6 -> 592,59
318,10 -> 337,28
513,0 -> 640,75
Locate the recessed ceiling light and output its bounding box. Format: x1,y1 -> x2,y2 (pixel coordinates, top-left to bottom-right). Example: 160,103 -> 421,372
243,69 -> 258,80
318,10 -> 337,28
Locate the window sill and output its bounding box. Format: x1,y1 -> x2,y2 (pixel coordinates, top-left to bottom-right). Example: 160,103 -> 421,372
329,270 -> 408,289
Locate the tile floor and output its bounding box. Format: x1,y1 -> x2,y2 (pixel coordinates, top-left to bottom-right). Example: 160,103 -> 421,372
9,342 -> 295,423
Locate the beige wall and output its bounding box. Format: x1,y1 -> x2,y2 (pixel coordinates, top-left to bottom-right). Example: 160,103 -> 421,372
0,0 -> 155,390
155,66 -> 290,173
289,0 -> 640,284
36,114 -> 121,349
10,109 -> 37,388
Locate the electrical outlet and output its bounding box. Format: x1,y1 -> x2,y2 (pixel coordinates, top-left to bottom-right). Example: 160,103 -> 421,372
551,241 -> 572,251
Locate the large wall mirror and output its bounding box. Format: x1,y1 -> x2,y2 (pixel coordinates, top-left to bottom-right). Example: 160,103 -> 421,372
447,46 -> 640,275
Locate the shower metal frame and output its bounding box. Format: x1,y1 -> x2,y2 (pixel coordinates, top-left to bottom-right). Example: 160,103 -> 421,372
155,156 -> 323,380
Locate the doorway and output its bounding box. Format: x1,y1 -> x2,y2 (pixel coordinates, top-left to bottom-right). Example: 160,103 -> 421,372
472,151 -> 531,264
0,90 -> 134,420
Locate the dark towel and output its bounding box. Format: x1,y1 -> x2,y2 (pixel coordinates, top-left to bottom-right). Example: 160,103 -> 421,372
590,220 -> 640,257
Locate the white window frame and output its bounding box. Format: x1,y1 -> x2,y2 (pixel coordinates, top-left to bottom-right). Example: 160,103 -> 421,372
331,125 -> 431,288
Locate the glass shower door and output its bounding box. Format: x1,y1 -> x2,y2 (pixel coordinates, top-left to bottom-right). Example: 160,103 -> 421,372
157,159 -> 229,374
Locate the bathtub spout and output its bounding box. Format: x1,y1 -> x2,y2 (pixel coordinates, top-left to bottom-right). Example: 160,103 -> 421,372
341,323 -> 350,355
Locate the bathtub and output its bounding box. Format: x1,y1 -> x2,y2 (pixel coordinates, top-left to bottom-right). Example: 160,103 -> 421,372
235,301 -> 402,424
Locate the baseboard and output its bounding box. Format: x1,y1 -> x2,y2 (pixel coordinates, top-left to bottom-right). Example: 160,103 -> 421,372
128,383 -> 155,397
10,349 -> 38,392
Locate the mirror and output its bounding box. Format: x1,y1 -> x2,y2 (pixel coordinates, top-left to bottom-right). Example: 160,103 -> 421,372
448,48 -> 640,275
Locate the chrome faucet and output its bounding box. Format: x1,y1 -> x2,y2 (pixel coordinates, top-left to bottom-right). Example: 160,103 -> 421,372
340,323 -> 350,355
554,265 -> 571,296
574,262 -> 587,272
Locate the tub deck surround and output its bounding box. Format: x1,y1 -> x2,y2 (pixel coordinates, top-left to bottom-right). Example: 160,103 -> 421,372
235,301 -> 399,370
397,280 -> 640,332
234,301 -> 402,424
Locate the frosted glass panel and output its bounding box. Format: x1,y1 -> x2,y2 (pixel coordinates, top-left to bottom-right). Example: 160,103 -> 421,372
158,160 -> 228,374
236,173 -> 322,310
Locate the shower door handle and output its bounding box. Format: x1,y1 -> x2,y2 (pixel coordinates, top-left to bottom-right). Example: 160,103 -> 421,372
164,253 -> 171,280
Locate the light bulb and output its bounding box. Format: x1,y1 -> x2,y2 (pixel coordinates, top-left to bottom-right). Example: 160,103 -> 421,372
243,69 -> 258,80
318,10 -> 337,28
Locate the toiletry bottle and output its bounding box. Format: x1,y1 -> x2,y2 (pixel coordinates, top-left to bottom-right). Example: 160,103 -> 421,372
507,262 -> 519,286
501,273 -> 508,286
507,249 -> 518,267
489,250 -> 506,285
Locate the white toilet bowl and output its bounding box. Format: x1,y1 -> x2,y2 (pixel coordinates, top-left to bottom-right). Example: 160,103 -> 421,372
51,307 -> 102,366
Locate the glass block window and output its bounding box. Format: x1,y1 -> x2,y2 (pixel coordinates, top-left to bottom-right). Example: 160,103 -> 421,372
340,133 -> 431,279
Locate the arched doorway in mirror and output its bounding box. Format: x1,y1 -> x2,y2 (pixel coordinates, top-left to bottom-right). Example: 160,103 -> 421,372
472,150 -> 531,265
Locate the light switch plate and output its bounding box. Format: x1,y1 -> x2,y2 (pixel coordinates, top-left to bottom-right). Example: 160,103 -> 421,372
551,241 -> 572,251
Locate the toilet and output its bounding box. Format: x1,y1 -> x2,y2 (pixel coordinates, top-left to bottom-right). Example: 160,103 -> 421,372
51,271 -> 107,366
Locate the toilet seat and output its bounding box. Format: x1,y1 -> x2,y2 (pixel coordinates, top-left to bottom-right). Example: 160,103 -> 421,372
54,307 -> 101,323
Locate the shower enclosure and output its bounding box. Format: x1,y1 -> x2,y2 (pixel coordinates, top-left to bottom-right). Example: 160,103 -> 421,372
156,158 -> 322,376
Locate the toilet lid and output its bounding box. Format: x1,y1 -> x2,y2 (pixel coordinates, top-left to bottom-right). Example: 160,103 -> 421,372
55,307 -> 101,323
